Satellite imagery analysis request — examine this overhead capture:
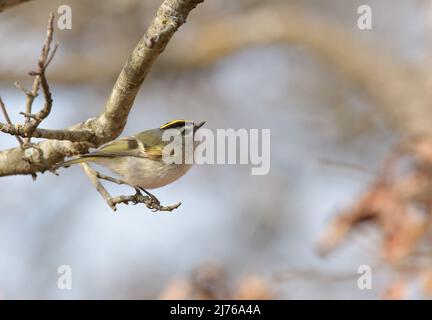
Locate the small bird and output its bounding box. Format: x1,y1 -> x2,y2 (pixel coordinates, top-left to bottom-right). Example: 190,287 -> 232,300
56,120 -> 205,191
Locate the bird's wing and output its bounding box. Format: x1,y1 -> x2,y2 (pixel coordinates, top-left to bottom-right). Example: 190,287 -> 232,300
93,135 -> 163,160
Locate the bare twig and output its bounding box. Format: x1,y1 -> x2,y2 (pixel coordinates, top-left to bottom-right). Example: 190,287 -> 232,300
45,42 -> 59,68
14,81 -> 33,97
20,76 -> 40,147
0,12 -> 58,149
80,163 -> 116,211
317,157 -> 373,175
23,11 -> 56,140
95,171 -> 128,185
0,97 -> 23,146
109,193 -> 181,212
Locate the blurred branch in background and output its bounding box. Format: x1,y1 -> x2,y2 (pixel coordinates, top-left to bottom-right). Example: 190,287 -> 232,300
159,263 -> 274,300
2,4 -> 429,138
0,0 -> 31,12
318,136 -> 432,298
170,4 -> 432,137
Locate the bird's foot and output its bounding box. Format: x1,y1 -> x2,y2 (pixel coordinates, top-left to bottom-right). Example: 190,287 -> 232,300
134,187 -> 181,212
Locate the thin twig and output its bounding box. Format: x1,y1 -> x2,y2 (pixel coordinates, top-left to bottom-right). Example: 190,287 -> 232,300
21,76 -> 40,146
317,157 -> 373,175
0,97 -> 23,146
109,193 -> 181,212
0,13 -> 74,148
80,163 -> 116,211
96,171 -> 128,185
1,12 -> 57,148
14,81 -> 33,97
45,42 -> 59,68
24,12 -> 56,138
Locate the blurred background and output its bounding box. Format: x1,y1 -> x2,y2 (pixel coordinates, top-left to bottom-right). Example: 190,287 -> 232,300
0,0 -> 431,299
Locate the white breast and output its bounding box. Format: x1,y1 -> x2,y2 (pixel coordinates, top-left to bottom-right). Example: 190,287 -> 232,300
94,157 -> 193,189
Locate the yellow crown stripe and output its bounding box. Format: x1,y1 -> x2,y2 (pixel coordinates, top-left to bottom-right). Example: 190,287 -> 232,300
160,119 -> 193,129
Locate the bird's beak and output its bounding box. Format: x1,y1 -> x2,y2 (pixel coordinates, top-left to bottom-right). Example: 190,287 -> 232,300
194,121 -> 206,131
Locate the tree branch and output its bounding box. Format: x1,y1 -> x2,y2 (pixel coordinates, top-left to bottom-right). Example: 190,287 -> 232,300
0,0 -> 204,177
172,5 -> 431,136
0,122 -> 95,142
